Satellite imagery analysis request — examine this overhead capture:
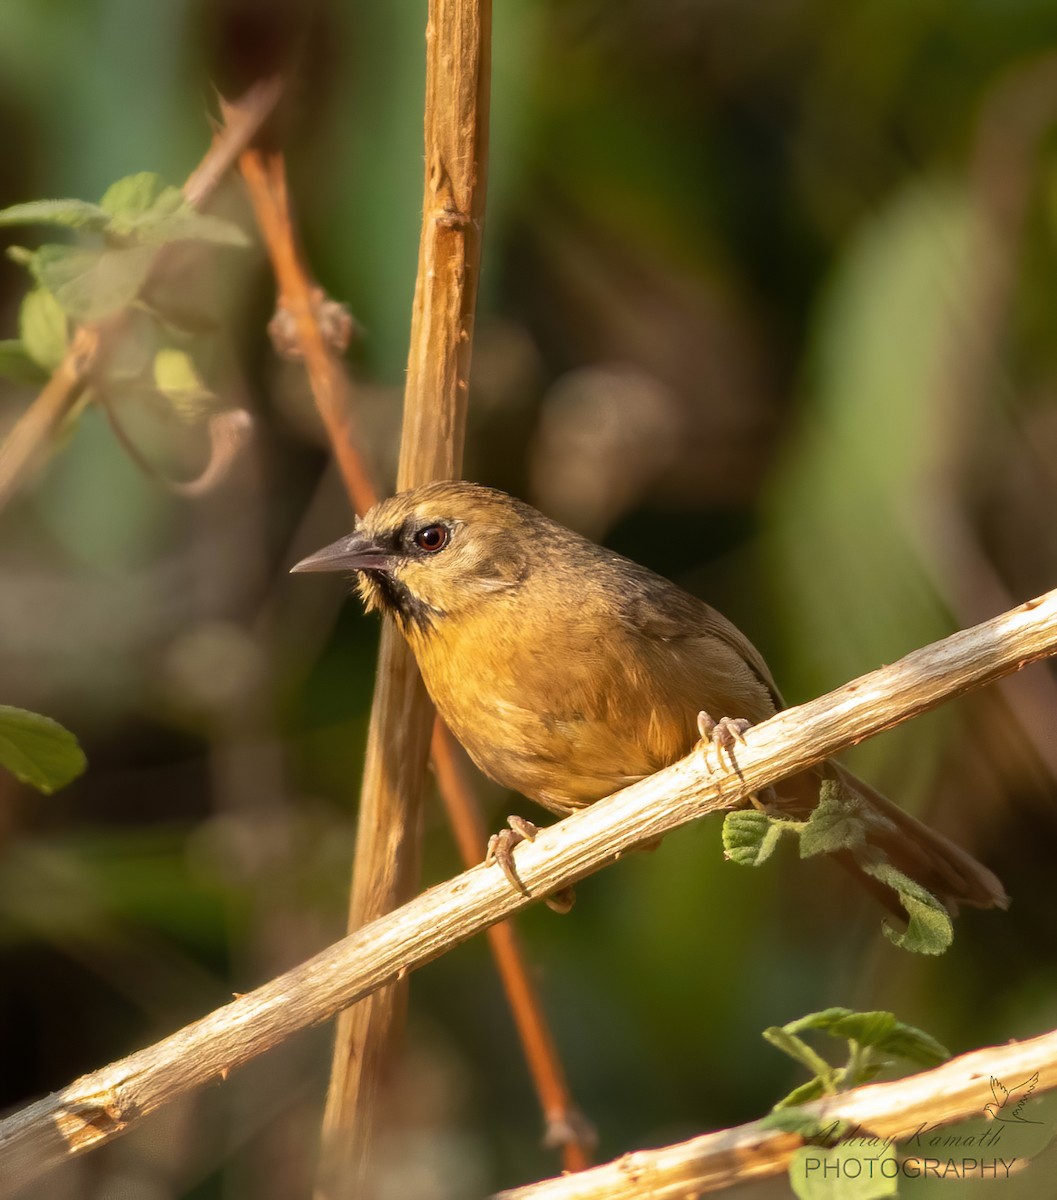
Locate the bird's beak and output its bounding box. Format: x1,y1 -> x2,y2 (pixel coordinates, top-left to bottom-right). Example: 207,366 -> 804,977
290,531 -> 396,575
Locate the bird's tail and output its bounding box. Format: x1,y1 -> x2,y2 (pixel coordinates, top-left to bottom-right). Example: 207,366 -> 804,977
782,762 -> 1009,917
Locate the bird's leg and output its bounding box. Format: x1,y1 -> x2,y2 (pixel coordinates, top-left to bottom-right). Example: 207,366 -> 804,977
696,710 -> 752,777
486,817 -> 576,913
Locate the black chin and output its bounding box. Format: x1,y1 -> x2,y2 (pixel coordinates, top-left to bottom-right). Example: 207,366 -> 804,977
368,570 -> 443,634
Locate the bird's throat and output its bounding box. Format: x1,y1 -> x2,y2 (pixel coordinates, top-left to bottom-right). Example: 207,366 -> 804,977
358,569 -> 444,635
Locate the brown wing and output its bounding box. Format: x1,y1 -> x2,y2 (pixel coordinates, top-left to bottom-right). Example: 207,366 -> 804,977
613,564 -> 785,712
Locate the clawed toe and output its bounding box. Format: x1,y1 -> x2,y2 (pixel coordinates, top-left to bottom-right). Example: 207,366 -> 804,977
485,816 -> 574,913
485,815 -> 540,897
696,711 -> 753,775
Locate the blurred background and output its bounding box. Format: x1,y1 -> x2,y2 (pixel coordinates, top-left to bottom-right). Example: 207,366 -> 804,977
1,0 -> 1057,1197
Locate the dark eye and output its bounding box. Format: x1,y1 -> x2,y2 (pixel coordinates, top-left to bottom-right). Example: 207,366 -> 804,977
413,523 -> 450,553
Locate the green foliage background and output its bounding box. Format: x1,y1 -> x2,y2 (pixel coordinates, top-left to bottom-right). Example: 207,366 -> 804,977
1,2 -> 1056,1197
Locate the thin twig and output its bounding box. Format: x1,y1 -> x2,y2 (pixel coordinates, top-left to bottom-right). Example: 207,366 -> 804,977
316,1 -> 493,1195
0,586 -> 1054,1196
0,80 -> 282,513
184,77 -> 284,211
237,138 -> 592,1170
494,1026 -> 1057,1199
234,143 -> 376,511
0,326 -> 101,510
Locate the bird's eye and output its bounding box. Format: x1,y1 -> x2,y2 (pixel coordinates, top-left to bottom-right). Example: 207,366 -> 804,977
413,523 -> 450,553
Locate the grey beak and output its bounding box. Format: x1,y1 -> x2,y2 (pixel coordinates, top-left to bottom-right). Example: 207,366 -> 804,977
290,531 -> 395,574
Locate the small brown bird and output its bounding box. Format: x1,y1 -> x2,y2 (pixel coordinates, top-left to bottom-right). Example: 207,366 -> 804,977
293,480 -> 1007,916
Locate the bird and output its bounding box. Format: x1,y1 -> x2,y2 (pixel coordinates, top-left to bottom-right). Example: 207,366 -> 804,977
292,480 -> 1007,918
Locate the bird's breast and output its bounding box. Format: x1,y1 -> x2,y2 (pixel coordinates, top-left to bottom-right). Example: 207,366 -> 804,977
405,605 -> 703,812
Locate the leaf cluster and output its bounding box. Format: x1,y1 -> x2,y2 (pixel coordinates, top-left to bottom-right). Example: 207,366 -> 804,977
761,1007 -> 950,1199
761,1007 -> 949,1112
0,172 -> 247,425
721,781 -> 954,955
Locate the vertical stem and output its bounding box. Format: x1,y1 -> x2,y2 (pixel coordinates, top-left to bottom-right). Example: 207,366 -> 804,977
316,2 -> 492,1195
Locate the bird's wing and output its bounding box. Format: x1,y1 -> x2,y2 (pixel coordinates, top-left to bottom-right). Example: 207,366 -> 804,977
613,566 -> 785,711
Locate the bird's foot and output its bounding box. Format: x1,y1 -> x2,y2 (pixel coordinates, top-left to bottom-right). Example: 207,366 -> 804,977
486,815 -> 539,895
485,817 -> 575,913
696,711 -> 753,776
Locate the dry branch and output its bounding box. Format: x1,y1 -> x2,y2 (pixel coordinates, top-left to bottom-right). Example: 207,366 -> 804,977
317,0 -> 492,1193
0,587 -> 1054,1196
0,79 -> 282,513
495,1026 -> 1057,1199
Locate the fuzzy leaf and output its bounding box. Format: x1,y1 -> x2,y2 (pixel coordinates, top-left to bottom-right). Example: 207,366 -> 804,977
0,706 -> 86,793
99,172 -> 172,220
722,809 -> 800,866
798,781 -> 868,858
789,1145 -> 897,1199
762,1109 -> 848,1141
798,1009 -> 948,1067
870,1020 -> 950,1067
780,1008 -> 949,1066
30,243 -> 154,321
100,172 -> 248,247
773,1075 -> 835,1110
763,1026 -> 837,1081
864,860 -> 953,955
135,208 -> 249,247
0,340 -> 47,384
19,287 -> 69,370
0,198 -> 109,231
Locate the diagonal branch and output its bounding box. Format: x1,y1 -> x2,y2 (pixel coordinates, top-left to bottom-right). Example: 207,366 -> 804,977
494,1026 -> 1057,1199
0,587 -> 1054,1196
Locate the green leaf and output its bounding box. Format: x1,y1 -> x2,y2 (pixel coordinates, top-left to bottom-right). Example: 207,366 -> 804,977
100,172 -> 248,247
0,706 -> 86,794
789,1145 -> 898,1199
863,860 -> 953,955
722,809 -> 800,866
135,208 -> 249,248
19,288 -> 69,370
869,1020 -> 949,1067
29,243 -> 154,321
808,1010 -> 948,1068
761,1109 -> 848,1141
0,339 -> 47,384
0,198 -> 109,231
763,1026 -> 838,1082
99,172 -> 171,220
779,1008 -> 949,1066
798,781 -> 868,858
773,1075 -> 836,1110
782,1008 -> 861,1036
152,347 -> 219,421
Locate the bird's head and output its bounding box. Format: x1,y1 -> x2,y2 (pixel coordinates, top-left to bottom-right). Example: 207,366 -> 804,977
291,481 -> 543,635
